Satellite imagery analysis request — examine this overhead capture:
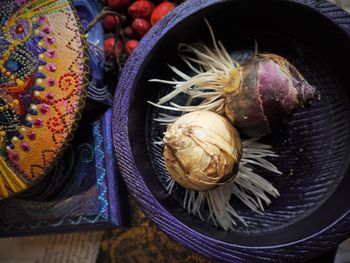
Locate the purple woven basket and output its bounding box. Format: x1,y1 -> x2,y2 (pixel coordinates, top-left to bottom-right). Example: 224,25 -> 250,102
112,0 -> 350,262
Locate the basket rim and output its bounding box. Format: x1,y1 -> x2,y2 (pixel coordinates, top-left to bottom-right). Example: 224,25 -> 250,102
112,0 -> 350,261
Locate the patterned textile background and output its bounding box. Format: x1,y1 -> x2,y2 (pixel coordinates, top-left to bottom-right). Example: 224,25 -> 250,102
97,194 -> 215,263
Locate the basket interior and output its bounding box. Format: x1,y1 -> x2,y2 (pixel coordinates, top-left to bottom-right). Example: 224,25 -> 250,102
127,0 -> 350,246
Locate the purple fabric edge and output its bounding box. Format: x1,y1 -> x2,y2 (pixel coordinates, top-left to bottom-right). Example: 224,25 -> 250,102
103,109 -> 122,226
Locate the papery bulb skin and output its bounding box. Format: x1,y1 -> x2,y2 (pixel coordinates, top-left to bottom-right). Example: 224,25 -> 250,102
163,111 -> 242,192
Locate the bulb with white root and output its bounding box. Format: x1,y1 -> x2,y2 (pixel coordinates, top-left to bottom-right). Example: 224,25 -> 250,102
163,111 -> 242,192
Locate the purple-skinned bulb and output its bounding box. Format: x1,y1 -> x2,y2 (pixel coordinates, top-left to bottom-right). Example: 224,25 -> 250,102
224,53 -> 320,137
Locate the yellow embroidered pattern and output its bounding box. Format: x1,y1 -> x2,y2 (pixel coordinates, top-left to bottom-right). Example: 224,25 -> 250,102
0,0 -> 88,198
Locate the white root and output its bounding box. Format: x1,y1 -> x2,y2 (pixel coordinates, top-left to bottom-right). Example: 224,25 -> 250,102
148,20 -> 238,121
159,138 -> 281,231
149,20 -> 282,230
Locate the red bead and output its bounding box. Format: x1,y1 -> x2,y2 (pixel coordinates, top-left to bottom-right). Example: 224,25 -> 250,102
132,18 -> 151,37
27,130 -> 36,140
151,1 -> 175,25
8,151 -> 20,162
39,104 -> 50,114
104,37 -> 116,57
33,118 -> 43,128
125,39 -> 139,54
128,1 -> 155,19
20,142 -> 30,152
103,15 -> 120,32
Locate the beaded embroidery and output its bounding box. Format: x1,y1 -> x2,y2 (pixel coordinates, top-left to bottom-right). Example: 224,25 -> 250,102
0,0 -> 88,198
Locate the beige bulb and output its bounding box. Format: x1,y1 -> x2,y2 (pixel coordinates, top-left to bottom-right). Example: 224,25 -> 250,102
163,111 -> 242,192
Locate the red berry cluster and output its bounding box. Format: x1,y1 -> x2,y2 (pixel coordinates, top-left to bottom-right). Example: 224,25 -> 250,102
103,0 -> 177,61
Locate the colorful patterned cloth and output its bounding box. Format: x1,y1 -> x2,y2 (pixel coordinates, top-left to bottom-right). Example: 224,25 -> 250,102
0,0 -> 88,198
99,195 -> 215,263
